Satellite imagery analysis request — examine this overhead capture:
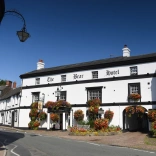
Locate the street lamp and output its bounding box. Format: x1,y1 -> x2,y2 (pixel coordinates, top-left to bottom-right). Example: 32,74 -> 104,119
4,10 -> 30,42
98,108 -> 104,119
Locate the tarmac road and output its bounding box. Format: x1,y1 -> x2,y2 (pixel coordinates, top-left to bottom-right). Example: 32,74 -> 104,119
0,129 -> 155,156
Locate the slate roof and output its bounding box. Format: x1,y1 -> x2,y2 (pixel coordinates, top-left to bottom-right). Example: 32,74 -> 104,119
20,52 -> 156,78
0,86 -> 7,91
0,87 -> 21,100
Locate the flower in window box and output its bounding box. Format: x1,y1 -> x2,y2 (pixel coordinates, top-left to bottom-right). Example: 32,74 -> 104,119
87,98 -> 101,107
74,109 -> 84,121
128,93 -> 141,102
104,110 -> 114,121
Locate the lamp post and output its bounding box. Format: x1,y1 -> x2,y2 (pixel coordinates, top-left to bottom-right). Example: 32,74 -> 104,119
4,10 -> 30,42
0,0 -> 30,42
98,108 -> 104,119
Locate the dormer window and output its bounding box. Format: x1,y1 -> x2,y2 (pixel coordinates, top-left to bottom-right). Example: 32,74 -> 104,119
92,71 -> 98,79
35,78 -> 40,85
130,66 -> 138,75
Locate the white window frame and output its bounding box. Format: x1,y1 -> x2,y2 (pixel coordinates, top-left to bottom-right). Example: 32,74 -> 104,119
87,87 -> 102,102
32,92 -> 40,103
92,71 -> 98,79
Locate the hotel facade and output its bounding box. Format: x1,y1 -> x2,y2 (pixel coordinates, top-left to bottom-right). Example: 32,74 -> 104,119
1,45 -> 156,131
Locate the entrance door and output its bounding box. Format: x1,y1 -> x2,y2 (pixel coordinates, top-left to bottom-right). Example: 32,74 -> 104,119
11,111 -> 14,127
60,114 -> 63,130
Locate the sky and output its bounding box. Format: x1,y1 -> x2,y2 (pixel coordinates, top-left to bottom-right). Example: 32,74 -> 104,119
1,0 -> 156,86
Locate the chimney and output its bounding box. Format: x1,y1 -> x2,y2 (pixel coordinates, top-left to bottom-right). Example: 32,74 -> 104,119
13,82 -> 16,89
37,59 -> 45,70
6,80 -> 12,87
122,45 -> 130,57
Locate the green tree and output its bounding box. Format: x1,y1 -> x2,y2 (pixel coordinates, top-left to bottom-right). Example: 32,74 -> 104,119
0,79 -> 6,86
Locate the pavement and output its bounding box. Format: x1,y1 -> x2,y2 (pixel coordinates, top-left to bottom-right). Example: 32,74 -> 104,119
0,126 -> 156,156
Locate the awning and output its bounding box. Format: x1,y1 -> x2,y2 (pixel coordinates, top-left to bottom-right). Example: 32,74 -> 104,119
0,0 -> 5,23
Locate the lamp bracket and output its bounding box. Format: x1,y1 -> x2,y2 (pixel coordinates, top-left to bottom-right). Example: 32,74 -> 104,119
5,9 -> 27,30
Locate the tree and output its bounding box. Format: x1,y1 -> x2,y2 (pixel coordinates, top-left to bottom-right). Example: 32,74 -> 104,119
0,79 -> 6,86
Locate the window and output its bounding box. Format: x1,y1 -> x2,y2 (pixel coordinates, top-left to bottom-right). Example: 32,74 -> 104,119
35,78 -> 40,85
130,66 -> 138,75
61,75 -> 66,82
32,92 -> 40,102
92,71 -> 98,79
128,83 -> 141,102
60,91 -> 66,101
87,87 -> 102,101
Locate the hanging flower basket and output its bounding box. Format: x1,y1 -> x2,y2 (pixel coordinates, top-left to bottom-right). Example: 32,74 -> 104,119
74,109 -> 84,121
125,105 -> 146,118
31,102 -> 38,109
125,106 -> 135,117
148,110 -> 156,122
28,120 -> 40,130
50,113 -> 59,122
104,110 -> 114,121
45,101 -> 56,109
128,93 -> 141,102
136,105 -> 146,118
29,109 -> 38,118
38,111 -> 47,121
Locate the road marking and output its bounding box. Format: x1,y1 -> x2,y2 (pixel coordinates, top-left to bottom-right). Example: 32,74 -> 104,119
0,140 -> 6,156
87,142 -> 101,146
10,144 -> 20,156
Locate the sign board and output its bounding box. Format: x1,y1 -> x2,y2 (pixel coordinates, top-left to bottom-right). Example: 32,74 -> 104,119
38,101 -> 43,110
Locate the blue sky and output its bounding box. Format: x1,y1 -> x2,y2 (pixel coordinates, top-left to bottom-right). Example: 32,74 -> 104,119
1,0 -> 156,86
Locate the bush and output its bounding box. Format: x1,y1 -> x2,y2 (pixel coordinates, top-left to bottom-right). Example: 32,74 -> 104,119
94,118 -> 109,130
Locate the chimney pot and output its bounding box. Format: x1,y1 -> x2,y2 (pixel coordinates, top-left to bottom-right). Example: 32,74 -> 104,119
122,45 -> 130,57
37,59 -> 45,70
13,82 -> 16,89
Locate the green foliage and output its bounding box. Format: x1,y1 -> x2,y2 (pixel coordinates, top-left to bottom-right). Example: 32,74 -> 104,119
77,120 -> 94,128
0,79 -> 6,86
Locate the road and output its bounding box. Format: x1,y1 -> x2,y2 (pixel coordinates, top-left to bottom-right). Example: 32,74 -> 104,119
0,130 -> 155,156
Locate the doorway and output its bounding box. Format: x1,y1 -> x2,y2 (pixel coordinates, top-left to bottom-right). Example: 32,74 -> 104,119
11,111 -> 14,127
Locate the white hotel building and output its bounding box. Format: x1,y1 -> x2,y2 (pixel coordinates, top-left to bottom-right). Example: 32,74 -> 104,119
1,45 -> 156,131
